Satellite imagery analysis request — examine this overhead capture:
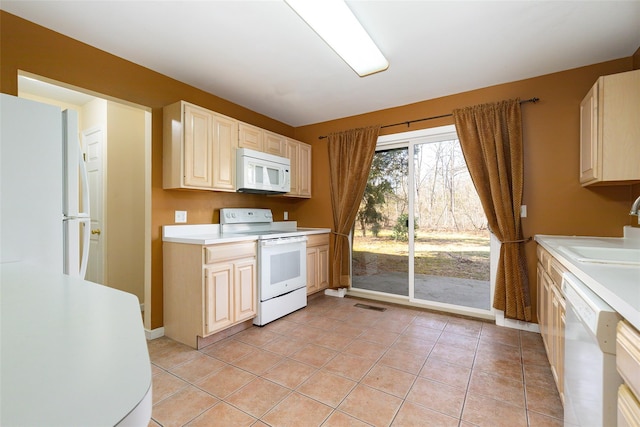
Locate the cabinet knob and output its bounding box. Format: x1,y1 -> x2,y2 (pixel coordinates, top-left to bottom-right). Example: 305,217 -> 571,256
91,229 -> 101,235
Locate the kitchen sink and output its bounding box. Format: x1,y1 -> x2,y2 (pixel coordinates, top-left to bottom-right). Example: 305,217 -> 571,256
558,245 -> 640,266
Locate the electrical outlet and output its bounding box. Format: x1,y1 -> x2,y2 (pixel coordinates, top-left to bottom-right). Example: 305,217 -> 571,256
175,210 -> 187,223
284,211 -> 289,221
520,205 -> 527,218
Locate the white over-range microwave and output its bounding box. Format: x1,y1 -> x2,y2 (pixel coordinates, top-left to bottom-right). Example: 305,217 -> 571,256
236,148 -> 291,194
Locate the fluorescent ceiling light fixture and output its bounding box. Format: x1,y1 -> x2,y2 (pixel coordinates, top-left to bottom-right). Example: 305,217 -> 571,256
285,0 -> 389,77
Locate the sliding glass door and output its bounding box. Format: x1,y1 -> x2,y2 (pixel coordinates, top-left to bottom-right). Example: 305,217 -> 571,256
351,125 -> 492,315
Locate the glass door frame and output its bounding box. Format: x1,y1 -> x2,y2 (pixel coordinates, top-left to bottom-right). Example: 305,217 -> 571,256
350,125 -> 496,320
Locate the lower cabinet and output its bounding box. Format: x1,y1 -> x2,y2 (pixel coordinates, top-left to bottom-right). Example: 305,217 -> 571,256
537,244 -> 566,404
617,320 -> 640,426
306,233 -> 329,295
164,241 -> 257,348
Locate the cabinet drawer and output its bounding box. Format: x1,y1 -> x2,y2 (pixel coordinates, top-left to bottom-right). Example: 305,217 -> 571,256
618,384 -> 640,427
205,241 -> 256,264
617,320 -> 640,399
536,245 -> 548,268
548,258 -> 566,289
307,233 -> 329,247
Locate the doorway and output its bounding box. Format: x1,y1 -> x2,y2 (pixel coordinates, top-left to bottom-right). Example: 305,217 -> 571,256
351,125 -> 493,318
18,73 -> 153,330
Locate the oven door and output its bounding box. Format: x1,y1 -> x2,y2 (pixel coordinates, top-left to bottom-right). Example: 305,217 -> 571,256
259,236 -> 307,301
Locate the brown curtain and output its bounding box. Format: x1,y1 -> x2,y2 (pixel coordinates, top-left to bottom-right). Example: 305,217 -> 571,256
327,125 -> 380,288
453,99 -> 531,321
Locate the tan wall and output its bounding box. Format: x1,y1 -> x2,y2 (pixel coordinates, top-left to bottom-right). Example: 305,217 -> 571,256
2,11 -> 638,327
294,59 -> 639,322
106,101 -> 146,302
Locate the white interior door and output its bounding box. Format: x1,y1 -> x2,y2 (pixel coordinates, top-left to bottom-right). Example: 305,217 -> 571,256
84,127 -> 105,284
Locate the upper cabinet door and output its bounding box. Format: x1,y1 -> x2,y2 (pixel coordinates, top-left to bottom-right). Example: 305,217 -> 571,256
580,69 -> 640,186
212,113 -> 238,191
263,130 -> 287,157
238,122 -> 263,151
184,104 -> 214,188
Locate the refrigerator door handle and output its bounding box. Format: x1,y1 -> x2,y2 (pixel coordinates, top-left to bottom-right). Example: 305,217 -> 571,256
78,146 -> 90,217
79,218 -> 91,279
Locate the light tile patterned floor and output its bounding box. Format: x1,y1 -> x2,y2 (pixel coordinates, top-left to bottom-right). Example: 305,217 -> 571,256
148,295 -> 563,427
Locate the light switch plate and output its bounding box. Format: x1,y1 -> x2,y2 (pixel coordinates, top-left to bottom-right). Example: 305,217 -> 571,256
175,210 -> 187,223
520,205 -> 527,218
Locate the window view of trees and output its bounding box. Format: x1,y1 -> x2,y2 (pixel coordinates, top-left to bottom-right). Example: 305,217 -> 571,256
352,138 -> 490,309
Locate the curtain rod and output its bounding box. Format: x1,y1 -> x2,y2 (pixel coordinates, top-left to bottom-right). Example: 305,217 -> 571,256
318,97 -> 540,139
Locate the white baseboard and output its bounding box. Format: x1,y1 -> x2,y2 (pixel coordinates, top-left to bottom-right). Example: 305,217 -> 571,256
495,310 -> 540,333
145,327 -> 165,340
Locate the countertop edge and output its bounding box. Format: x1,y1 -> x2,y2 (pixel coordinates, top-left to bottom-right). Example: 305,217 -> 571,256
535,235 -> 640,331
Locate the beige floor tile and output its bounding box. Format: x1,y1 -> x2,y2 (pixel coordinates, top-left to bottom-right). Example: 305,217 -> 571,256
412,312 -> 450,331
261,318 -> 298,335
402,324 -> 443,342
378,347 -> 428,375
473,351 -> 524,380
195,365 -> 256,399
419,356 -> 471,389
321,410 -> 372,426
233,327 -> 280,347
343,339 -> 389,360
358,329 -> 400,347
232,348 -> 283,375
525,383 -> 564,420
297,369 -> 357,407
225,378 -> 291,418
261,336 -> 306,356
480,323 -> 521,348
527,410 -> 564,427
338,384 -> 402,427
522,347 -> 550,366
151,367 -> 189,404
262,392 -> 333,427
437,330 -> 480,352
312,330 -> 356,351
374,318 -> 411,334
187,401 -> 256,427
361,364 -> 417,398
290,343 -> 338,367
462,393 -> 528,427
391,335 -> 435,356
262,358 -> 317,389
168,353 -> 226,384
406,377 -> 466,418
468,369 -> 525,407
324,352 -> 376,381
202,339 -> 255,363
391,401 -> 459,427
152,385 -> 218,427
523,363 -> 557,390
430,342 -> 476,368
150,340 -> 201,370
444,318 -> 483,338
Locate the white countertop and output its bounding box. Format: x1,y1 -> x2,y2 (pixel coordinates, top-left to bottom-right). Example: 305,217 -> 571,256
535,226 -> 640,330
163,222 -> 331,245
0,263 -> 152,426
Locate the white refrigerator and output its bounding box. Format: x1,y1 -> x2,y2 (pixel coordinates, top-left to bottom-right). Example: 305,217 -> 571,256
0,93 -> 90,278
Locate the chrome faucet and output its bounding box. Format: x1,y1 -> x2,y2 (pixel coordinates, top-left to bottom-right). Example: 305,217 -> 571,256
631,195 -> 640,216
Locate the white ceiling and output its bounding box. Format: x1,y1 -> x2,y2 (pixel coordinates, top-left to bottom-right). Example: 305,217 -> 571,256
3,1 -> 639,127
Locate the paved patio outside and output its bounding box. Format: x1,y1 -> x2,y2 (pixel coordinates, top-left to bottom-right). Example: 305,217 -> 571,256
352,272 -> 490,310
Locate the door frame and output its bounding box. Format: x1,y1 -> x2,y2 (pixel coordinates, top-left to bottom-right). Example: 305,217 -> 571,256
349,125 -> 496,320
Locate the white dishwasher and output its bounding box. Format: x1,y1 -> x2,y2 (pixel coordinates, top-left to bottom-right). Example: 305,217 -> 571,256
562,272 -> 622,427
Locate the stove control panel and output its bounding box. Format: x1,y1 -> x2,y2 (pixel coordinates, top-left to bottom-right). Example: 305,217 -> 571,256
220,208 -> 273,224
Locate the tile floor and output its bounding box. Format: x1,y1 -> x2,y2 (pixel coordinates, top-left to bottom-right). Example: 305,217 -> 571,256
147,295 -> 563,427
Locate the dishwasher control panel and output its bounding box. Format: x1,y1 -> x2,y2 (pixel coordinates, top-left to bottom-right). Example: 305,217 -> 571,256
562,272 -> 621,354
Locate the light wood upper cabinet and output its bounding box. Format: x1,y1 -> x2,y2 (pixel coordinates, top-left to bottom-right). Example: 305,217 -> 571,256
579,69 -> 640,186
263,130 -> 287,157
238,122 -> 263,151
163,101 -> 237,192
285,138 -> 312,198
